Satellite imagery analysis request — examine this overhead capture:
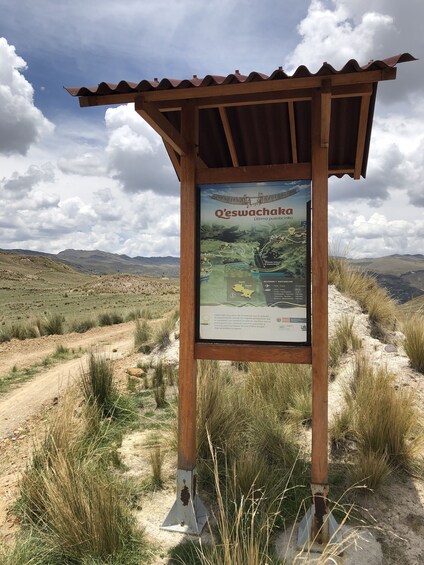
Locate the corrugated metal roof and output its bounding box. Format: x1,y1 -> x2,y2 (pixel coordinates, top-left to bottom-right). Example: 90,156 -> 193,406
65,54 -> 415,180
65,54 -> 414,97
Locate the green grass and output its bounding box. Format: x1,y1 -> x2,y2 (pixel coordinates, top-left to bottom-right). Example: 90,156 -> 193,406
0,345 -> 82,394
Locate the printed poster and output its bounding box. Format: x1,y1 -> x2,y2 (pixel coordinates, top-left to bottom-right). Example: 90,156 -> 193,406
198,180 -> 311,343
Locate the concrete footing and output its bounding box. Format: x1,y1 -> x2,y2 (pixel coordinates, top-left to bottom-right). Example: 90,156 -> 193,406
276,524 -> 383,564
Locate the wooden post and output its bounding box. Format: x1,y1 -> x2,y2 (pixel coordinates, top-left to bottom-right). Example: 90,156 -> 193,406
310,86 -> 330,541
161,102 -> 209,534
178,102 -> 198,471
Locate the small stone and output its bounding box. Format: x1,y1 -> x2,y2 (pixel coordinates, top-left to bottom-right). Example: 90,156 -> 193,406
385,344 -> 397,353
112,348 -> 118,353
126,368 -> 145,378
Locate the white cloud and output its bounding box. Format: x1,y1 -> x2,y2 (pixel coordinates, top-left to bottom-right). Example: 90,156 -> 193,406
329,206 -> 424,257
0,37 -> 53,156
1,163 -> 55,198
285,0 -> 394,73
105,105 -> 178,195
57,152 -> 107,176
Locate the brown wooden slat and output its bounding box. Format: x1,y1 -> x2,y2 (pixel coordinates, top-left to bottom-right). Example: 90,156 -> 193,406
177,102 -> 198,471
195,343 -> 312,363
354,94 -> 372,179
288,102 -> 298,164
135,97 -> 189,156
219,107 -> 239,167
311,88 -> 330,486
197,163 -> 311,184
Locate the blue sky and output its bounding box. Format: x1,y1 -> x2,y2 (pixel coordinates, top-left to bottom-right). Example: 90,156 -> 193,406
0,0 -> 423,257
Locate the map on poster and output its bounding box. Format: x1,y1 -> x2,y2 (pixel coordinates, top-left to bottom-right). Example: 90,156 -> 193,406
198,180 -> 311,343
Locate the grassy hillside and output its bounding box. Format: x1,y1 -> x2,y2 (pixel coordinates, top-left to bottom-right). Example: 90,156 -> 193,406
0,248 -> 180,277
0,252 -> 179,329
350,254 -> 424,304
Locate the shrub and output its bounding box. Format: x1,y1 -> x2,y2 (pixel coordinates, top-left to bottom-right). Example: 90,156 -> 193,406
403,315 -> 424,374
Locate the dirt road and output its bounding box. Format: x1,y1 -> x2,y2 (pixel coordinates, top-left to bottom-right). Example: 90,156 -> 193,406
0,323 -> 135,439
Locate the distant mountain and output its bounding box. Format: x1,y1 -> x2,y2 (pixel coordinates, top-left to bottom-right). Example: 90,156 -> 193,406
350,254 -> 424,304
0,248 -> 180,277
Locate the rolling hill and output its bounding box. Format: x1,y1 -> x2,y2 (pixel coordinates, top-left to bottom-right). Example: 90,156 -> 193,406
0,248 -> 180,277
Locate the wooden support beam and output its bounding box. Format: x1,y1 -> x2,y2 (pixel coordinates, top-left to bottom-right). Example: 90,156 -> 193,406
195,343 -> 312,363
288,102 -> 298,163
178,102 -> 198,471
320,81 -> 332,148
164,141 -> 181,180
219,107 -> 239,167
311,88 -> 329,487
135,97 -> 189,156
353,94 -> 372,179
197,163 -> 311,184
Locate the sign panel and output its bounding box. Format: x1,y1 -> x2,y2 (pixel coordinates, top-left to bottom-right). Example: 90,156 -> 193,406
197,180 -> 311,343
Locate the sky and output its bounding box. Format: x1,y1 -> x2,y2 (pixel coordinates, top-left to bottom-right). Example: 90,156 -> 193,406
0,0 -> 423,258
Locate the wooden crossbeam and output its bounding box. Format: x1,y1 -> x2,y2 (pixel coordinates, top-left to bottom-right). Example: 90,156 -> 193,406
77,81 -> 375,110
135,97 -> 189,156
195,343 -> 312,363
219,107 -> 239,167
139,69 -> 395,103
197,163 -> 311,184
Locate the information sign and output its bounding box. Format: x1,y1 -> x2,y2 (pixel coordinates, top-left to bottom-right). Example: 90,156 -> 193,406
197,180 -> 311,343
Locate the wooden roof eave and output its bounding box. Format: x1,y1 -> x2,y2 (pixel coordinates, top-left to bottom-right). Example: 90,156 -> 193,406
77,68 -> 395,109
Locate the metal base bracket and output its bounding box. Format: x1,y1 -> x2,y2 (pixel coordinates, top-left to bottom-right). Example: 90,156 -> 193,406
160,468 -> 209,535
297,484 -> 346,554
297,505 -> 344,553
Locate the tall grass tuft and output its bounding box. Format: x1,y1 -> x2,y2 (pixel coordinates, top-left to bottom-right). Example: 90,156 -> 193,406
69,317 -> 96,333
329,315 -> 362,376
98,311 -> 124,326
329,255 -> 397,341
403,314 -> 424,374
154,315 -> 175,350
43,312 -> 64,335
18,393 -> 144,564
152,361 -> 167,408
134,318 -> 151,350
194,434 -> 287,565
338,353 -> 424,487
149,445 -> 165,489
81,353 -> 116,417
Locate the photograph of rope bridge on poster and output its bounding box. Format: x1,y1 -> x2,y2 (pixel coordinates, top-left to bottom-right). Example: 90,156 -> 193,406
198,180 -> 311,343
